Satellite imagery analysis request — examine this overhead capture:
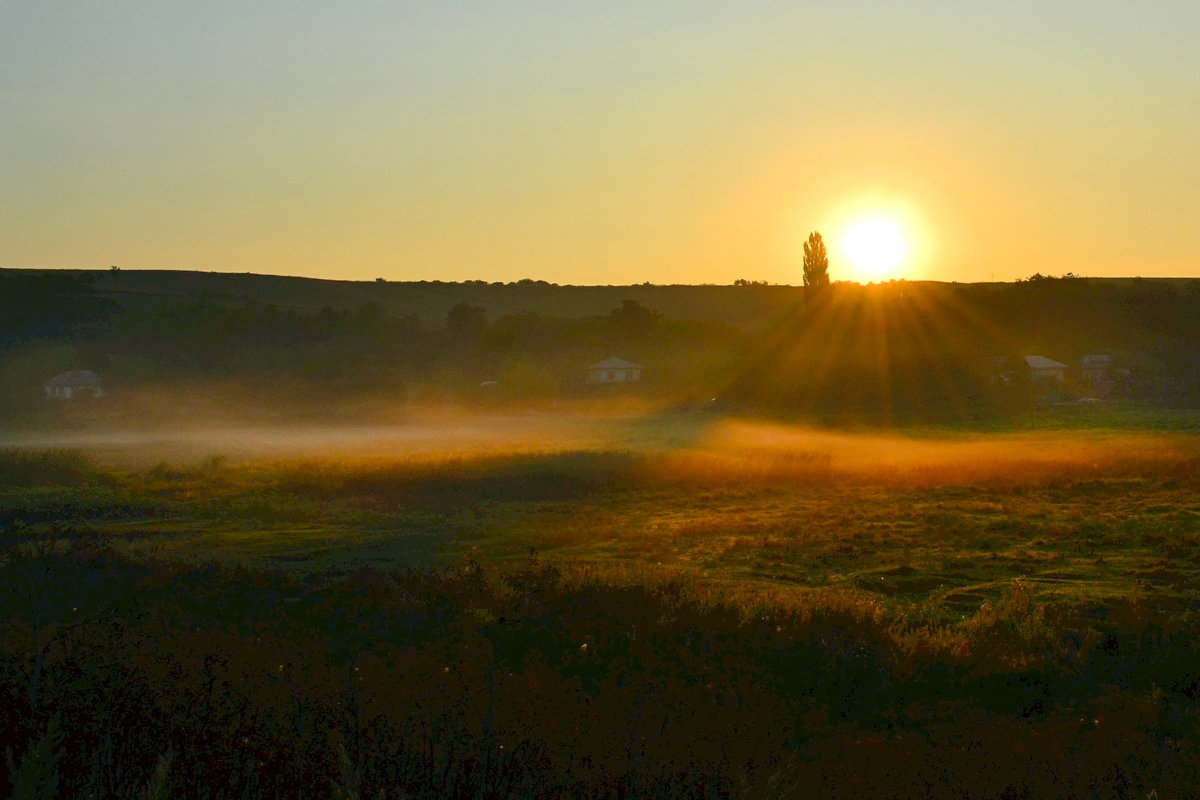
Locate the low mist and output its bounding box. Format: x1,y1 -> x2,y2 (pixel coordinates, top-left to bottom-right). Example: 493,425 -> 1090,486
5,388 -> 1199,488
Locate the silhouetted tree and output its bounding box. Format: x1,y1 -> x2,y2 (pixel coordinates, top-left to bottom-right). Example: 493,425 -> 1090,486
803,231 -> 830,288
446,302 -> 488,341
608,299 -> 659,335
0,272 -> 117,346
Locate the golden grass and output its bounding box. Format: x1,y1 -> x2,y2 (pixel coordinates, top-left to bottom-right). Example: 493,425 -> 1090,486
7,413 -> 1200,626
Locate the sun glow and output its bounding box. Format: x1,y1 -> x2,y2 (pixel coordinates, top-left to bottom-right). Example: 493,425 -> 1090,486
841,217 -> 909,280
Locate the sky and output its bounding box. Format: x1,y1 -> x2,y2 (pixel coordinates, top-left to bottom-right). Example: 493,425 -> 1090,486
3,1 -> 1199,286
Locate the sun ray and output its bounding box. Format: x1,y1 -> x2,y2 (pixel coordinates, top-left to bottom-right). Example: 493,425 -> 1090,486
864,287 -> 895,423
800,290 -> 867,416
722,276 -> 1041,423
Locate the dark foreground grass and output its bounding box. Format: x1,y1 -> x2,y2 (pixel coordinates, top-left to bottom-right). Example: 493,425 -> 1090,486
1,534 -> 1198,799
1,423 -> 1199,797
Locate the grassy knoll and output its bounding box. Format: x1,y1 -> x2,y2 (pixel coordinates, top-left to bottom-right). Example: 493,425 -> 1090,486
2,410 -> 1200,797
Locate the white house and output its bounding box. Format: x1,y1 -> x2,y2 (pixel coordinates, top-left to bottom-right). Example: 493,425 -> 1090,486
1023,355 -> 1067,383
44,370 -> 106,400
586,357 -> 643,384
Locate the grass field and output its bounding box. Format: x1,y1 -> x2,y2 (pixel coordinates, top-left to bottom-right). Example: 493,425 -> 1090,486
3,406 -> 1200,798
6,406 -> 1200,620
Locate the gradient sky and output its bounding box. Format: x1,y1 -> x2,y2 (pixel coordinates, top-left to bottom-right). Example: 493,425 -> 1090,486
3,1 -> 1198,285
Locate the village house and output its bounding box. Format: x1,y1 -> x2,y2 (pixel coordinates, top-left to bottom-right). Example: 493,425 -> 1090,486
1023,355 -> 1067,383
979,355 -> 1067,385
44,370 -> 106,400
586,357 -> 643,385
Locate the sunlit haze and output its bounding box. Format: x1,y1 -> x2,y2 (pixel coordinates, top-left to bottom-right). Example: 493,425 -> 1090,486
3,3 -> 1198,284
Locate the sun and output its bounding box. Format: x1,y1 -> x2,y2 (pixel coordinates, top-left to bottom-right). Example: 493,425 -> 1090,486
841,217 -> 908,280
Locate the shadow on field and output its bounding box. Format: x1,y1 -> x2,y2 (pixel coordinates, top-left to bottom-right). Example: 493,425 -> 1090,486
273,450 -> 647,510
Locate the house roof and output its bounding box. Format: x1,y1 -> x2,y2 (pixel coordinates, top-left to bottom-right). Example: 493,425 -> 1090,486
1024,355 -> 1067,370
1080,354 -> 1112,367
587,357 -> 643,371
46,370 -> 103,387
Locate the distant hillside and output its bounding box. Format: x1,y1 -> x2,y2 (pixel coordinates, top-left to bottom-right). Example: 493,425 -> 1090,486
7,268 -> 1199,331
3,268 -> 1198,422
60,269 -> 805,327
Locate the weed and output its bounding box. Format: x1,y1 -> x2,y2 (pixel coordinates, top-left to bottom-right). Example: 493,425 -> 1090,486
5,718 -> 63,800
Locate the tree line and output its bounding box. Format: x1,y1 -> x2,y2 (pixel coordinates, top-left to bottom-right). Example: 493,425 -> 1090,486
2,270 -> 1199,418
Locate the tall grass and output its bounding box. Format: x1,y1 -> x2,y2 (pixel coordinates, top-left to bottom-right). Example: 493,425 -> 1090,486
0,546 -> 1195,799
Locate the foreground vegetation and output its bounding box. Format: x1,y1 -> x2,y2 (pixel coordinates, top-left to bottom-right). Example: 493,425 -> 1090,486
2,412 -> 1200,798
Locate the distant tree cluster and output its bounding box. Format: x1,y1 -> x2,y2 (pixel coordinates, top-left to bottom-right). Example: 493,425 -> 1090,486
4,270 -> 1200,417
0,282 -> 739,412
0,272 -> 117,347
1018,271 -> 1084,282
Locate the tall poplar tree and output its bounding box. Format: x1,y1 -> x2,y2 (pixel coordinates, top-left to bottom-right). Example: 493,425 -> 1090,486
802,231 -> 830,288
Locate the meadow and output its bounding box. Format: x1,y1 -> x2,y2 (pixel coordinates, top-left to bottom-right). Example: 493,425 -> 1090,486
2,406 -> 1200,798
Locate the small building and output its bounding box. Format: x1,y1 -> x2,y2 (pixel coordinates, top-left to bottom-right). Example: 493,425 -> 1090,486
1079,354 -> 1113,384
1024,355 -> 1067,383
44,370 -> 106,400
586,357 -> 643,384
